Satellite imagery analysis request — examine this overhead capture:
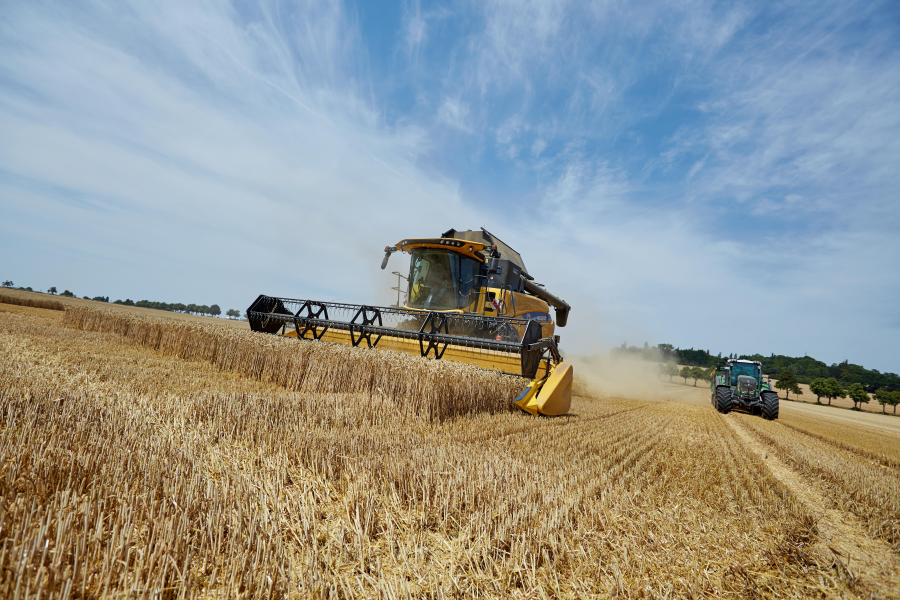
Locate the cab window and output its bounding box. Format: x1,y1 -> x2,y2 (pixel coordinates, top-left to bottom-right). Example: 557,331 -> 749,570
407,249 -> 481,310
730,363 -> 760,385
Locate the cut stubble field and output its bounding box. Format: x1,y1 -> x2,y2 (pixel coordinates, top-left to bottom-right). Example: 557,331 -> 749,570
1,302 -> 899,598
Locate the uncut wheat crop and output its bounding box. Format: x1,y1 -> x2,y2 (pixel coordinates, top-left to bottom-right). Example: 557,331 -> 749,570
0,303 -> 851,598
0,292 -> 65,311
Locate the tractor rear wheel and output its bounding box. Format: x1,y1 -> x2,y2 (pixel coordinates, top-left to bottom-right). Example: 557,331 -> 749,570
761,392 -> 779,420
716,386 -> 732,414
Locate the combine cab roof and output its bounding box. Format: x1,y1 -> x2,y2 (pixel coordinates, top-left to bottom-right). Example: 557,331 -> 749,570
441,228 -> 529,275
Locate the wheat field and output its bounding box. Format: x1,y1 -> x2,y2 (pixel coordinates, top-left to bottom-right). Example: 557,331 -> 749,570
2,301 -> 899,598
0,292 -> 65,312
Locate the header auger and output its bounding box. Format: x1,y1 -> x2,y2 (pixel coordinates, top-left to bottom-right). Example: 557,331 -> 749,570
247,228 -> 573,416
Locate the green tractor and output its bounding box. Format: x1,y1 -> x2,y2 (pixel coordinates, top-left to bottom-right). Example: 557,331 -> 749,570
710,359 -> 779,419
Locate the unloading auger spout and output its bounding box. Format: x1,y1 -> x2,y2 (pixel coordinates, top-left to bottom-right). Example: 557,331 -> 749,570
246,228 -> 573,416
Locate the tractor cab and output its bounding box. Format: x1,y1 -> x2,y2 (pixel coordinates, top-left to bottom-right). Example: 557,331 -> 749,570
729,361 -> 761,386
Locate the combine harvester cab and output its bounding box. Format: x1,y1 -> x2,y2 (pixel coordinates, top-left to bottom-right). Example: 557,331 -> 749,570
247,228 -> 573,416
710,359 -> 779,419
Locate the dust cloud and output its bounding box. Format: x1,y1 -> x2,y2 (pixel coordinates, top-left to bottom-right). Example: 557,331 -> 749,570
566,353 -> 670,402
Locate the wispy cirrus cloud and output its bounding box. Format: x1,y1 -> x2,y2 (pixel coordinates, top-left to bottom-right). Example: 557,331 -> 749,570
2,0 -> 898,371
403,0 -> 900,368
0,1 -> 477,307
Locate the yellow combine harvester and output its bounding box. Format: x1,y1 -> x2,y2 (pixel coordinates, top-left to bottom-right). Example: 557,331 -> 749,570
247,228 -> 573,416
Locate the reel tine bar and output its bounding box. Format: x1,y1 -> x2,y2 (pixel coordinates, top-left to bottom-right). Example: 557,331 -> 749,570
295,300 -> 330,340
350,305 -> 383,348
418,312 -> 450,359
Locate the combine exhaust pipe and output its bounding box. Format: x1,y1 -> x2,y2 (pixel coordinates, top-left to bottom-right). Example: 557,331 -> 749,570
523,279 -> 571,327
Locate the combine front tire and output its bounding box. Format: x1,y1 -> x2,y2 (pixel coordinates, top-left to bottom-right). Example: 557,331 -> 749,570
761,392 -> 779,420
715,387 -> 732,414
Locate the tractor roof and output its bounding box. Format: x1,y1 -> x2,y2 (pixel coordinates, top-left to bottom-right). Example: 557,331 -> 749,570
728,359 -> 762,366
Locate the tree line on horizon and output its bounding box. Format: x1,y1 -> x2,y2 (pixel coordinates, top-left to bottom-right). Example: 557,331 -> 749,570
1,281 -> 243,320
614,341 -> 898,394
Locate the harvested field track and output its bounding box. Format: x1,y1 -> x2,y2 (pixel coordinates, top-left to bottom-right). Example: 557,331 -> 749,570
727,415 -> 900,598
1,303 -> 898,598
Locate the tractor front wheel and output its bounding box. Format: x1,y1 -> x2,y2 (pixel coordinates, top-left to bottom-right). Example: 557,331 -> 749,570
761,391 -> 779,420
716,387 -> 732,414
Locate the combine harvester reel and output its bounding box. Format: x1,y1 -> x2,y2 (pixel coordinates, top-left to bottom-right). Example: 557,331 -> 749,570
247,228 -> 573,416
710,359 -> 779,419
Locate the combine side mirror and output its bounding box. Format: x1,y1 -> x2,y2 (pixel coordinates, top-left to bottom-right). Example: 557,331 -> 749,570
381,246 -> 396,270
555,305 -> 569,328
488,256 -> 499,273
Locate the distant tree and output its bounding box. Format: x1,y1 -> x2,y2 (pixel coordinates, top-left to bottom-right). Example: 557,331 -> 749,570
891,391 -> 900,415
847,383 -> 869,411
91,296 -> 109,303
666,363 -> 679,382
60,290 -> 75,297
689,366 -> 705,386
775,370 -> 802,401
82,296 -> 89,299
809,378 -> 829,404
48,287 -> 57,295
656,343 -> 675,361
209,304 -> 221,317
822,378 -> 846,406
226,309 -> 240,319
874,389 -> 893,414
1,280 -> 12,287
679,366 -> 692,385
122,299 -> 135,306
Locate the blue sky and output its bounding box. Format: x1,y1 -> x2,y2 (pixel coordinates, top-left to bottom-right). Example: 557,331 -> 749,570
1,0 -> 898,371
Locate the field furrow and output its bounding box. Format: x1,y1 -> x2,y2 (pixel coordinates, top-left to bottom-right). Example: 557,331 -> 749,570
734,413 -> 900,549
727,413 -> 900,598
